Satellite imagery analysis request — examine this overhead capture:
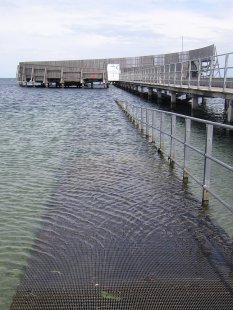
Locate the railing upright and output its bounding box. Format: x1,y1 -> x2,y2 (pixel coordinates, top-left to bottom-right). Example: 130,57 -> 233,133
159,112 -> 164,153
168,64 -> 171,85
152,110 -> 156,143
146,109 -> 149,137
223,54 -> 229,91
202,124 -> 213,207
141,107 -> 144,131
174,63 -> 176,85
209,56 -> 214,90
180,62 -> 183,86
169,115 -> 176,167
183,119 -> 191,184
197,59 -> 201,89
188,60 -> 191,87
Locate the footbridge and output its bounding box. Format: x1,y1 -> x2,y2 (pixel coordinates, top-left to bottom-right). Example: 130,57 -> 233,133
17,44 -> 233,121
116,45 -> 233,122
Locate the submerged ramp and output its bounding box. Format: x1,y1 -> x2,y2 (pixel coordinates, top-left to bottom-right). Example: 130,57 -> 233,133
11,154 -> 233,309
10,93 -> 233,309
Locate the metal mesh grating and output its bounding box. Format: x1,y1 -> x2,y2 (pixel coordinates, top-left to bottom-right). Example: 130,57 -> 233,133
11,155 -> 233,309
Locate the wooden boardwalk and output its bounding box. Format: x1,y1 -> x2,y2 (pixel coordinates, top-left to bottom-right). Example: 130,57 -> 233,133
16,44 -> 233,120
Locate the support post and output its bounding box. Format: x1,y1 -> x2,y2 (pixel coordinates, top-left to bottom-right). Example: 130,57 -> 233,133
191,95 -> 198,110
60,67 -> 64,87
157,89 -> 162,99
22,66 -> 26,85
226,99 -> 233,123
202,124 -> 213,207
80,69 -> 84,87
140,86 -> 145,97
202,97 -> 207,105
31,66 -> 35,86
170,91 -> 176,108
148,87 -> 153,99
183,119 -> 191,184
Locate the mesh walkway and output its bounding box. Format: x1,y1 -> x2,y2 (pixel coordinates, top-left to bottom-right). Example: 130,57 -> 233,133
11,153 -> 233,309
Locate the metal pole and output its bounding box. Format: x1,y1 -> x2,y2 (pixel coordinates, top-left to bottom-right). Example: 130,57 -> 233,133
197,58 -> 201,89
169,115 -> 176,167
141,107 -> 144,132
174,63 -> 177,85
168,64 -> 171,85
152,110 -> 156,143
180,62 -> 183,86
183,119 -> 191,184
223,54 -> 229,91
208,55 -> 213,90
188,60 -> 191,87
146,109 -> 149,137
202,124 -> 213,207
159,112 -> 164,153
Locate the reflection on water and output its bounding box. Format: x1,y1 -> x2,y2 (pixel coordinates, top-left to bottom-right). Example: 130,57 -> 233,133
0,79 -> 232,309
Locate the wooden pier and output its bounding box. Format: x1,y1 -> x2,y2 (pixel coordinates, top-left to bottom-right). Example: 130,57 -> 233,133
17,44 -> 233,121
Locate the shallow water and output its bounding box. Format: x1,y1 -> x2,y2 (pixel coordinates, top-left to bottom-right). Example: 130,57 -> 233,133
0,79 -> 232,309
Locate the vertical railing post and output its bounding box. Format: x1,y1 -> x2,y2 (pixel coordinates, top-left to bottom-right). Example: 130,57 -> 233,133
159,112 -> 164,153
146,109 -> 149,137
183,119 -> 191,184
223,54 -> 229,91
197,58 -> 201,89
132,106 -> 135,123
135,106 -> 138,128
141,107 -> 144,132
202,124 -> 213,207
180,62 -> 183,86
174,63 -> 177,85
168,64 -> 171,85
152,110 -> 156,143
169,115 -> 176,167
188,60 -> 191,87
208,56 -> 213,90
164,65 -> 166,84
137,106 -> 140,128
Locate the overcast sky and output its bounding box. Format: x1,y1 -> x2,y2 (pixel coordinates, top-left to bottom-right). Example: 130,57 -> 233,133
1,0 -> 233,77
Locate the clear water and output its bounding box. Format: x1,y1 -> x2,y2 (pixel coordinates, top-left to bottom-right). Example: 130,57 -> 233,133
0,79 -> 232,309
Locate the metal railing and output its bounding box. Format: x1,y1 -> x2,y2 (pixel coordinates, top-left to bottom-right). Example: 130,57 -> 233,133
116,100 -> 233,212
119,52 -> 233,92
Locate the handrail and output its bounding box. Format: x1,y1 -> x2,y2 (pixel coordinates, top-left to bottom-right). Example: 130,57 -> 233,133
116,100 -> 233,212
119,51 -> 233,92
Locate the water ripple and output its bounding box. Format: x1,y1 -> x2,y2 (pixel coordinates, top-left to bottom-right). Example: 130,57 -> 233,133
0,80 -> 233,309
